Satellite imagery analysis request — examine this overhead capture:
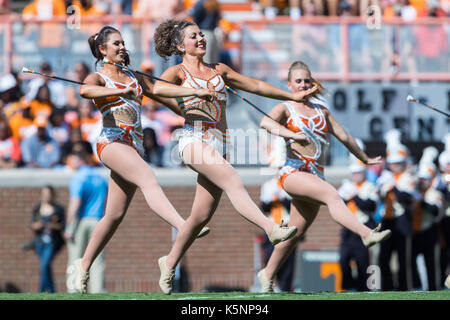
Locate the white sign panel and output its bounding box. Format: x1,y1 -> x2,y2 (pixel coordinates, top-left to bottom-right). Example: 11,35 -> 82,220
325,82 -> 449,142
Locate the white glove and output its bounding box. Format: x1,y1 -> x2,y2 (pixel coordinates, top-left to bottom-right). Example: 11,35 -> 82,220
377,170 -> 395,196
338,179 -> 357,201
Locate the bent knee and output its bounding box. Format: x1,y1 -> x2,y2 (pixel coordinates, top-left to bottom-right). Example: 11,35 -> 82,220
324,190 -> 344,207
136,171 -> 160,190
222,175 -> 245,193
191,209 -> 214,225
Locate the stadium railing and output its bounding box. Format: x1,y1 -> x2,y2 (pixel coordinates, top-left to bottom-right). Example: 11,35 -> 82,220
0,15 -> 449,80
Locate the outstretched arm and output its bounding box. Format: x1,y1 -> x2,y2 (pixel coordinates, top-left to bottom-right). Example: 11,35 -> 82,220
218,63 -> 318,102
326,110 -> 382,165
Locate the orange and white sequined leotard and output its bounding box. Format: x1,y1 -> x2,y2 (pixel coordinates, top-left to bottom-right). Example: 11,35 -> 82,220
176,64 -> 232,158
93,70 -> 144,159
279,101 -> 329,186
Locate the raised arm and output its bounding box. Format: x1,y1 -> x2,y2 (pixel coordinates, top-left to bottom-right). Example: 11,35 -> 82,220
326,110 -> 382,165
218,63 -> 318,102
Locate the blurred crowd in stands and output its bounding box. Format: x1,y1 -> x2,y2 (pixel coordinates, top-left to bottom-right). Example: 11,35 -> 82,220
0,60 -> 185,169
253,0 -> 449,19
0,0 -> 448,19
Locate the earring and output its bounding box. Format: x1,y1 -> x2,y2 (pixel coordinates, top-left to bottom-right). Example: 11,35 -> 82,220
180,48 -> 185,52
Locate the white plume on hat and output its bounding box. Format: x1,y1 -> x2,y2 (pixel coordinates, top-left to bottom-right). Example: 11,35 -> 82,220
417,146 -> 438,179
384,129 -> 401,149
349,138 -> 366,173
438,133 -> 450,170
0,73 -> 17,93
384,129 -> 408,163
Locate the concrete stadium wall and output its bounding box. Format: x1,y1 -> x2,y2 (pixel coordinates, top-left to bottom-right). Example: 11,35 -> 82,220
0,167 -> 349,293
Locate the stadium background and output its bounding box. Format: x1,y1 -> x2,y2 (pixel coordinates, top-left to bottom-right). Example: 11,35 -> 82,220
0,0 -> 448,293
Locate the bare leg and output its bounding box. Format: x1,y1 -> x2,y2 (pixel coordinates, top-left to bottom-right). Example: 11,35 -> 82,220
265,199 -> 320,279
82,171 -> 136,271
283,172 -> 372,238
100,143 -> 186,230
165,142 -> 276,269
184,142 -> 274,233
165,174 -> 222,268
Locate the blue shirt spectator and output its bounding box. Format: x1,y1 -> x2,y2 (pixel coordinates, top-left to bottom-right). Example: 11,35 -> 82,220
69,164 -> 107,219
21,123 -> 61,168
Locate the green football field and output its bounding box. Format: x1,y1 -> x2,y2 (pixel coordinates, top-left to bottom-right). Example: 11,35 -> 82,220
1,290 -> 449,300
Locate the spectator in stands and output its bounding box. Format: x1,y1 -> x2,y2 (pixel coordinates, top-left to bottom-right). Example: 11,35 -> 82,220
8,103 -> 36,142
66,62 -> 91,109
22,0 -> 67,19
29,84 -> 54,121
61,126 -> 94,166
111,0 -> 133,15
70,0 -> 107,15
360,0 -> 381,17
25,62 -> 67,109
410,0 -> 428,17
441,0 -> 450,16
134,0 -> 182,21
0,73 -> 23,120
28,185 -> 65,293
47,109 -> 70,147
339,0 -> 357,15
141,102 -> 172,148
302,0 -> 318,15
21,117 -> 61,168
254,0 -> 301,19
74,99 -> 101,142
143,127 -> 162,167
0,120 -> 21,168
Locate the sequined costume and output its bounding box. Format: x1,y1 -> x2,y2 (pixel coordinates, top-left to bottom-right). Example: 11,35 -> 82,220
279,102 -> 329,186
93,70 -> 144,159
176,64 -> 231,159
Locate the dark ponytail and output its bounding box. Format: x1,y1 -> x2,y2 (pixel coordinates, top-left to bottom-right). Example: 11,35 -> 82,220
154,19 -> 195,61
88,26 -> 130,68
